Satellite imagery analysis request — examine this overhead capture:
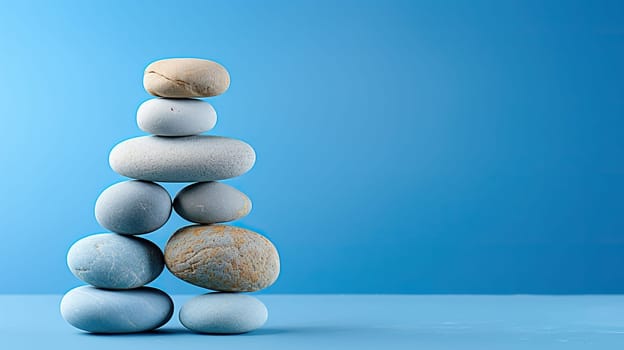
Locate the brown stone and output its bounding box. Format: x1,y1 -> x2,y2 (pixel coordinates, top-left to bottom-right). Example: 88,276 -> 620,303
164,225 -> 280,292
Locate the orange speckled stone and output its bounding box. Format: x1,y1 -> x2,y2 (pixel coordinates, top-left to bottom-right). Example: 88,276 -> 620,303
164,225 -> 280,292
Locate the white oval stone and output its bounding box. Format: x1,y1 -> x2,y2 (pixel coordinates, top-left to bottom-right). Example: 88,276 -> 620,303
60,286 -> 173,333
173,182 -> 251,224
179,293 -> 268,334
109,136 -> 256,182
137,98 -> 217,136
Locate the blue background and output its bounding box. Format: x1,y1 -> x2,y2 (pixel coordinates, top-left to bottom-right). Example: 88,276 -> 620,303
0,0 -> 623,294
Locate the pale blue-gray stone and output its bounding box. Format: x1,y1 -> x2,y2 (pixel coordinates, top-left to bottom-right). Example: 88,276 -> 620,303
67,233 -> 164,289
173,181 -> 251,224
95,180 -> 172,235
137,98 -> 217,136
109,136 -> 256,182
179,293 -> 268,334
60,286 -> 173,333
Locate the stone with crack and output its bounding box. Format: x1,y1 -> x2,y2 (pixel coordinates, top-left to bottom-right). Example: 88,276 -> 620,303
143,58 -> 230,98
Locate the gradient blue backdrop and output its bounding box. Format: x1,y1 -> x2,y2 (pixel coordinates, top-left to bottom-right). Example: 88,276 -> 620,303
0,0 -> 623,294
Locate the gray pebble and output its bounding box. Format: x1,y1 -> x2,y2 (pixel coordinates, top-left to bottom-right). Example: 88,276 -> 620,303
165,225 -> 280,292
173,181 -> 251,224
95,180 -> 172,235
180,293 -> 268,334
109,136 -> 256,182
137,98 -> 217,136
60,286 -> 173,333
67,233 -> 164,289
143,58 -> 230,98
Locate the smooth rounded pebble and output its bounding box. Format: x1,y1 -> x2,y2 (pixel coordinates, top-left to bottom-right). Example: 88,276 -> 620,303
67,233 -> 164,289
109,136 -> 256,182
95,180 -> 172,235
143,58 -> 230,98
137,98 -> 217,136
180,293 -> 268,334
60,286 -> 173,333
165,225 -> 280,292
173,182 -> 251,224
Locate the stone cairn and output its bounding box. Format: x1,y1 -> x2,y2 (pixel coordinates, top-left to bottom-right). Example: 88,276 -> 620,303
60,58 -> 280,334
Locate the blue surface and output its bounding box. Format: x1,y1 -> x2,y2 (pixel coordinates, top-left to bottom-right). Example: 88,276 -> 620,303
1,1 -> 624,294
3,295 -> 624,349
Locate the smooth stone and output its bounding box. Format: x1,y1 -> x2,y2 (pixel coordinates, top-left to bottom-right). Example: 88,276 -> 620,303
109,136 -> 256,182
60,286 -> 173,333
137,98 -> 217,136
95,180 -> 172,235
173,182 -> 251,224
165,225 -> 280,292
67,233 -> 164,289
180,293 -> 268,334
143,58 -> 230,98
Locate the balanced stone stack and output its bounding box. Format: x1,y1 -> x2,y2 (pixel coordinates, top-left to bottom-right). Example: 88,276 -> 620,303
60,58 -> 280,334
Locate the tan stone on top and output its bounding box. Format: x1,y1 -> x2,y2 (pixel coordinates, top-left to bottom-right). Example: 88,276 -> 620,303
143,58 -> 230,98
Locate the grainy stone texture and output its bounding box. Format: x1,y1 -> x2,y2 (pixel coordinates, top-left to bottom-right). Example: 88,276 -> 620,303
95,180 -> 172,235
137,98 -> 217,136
179,293 -> 268,334
173,181 -> 251,224
60,286 -> 173,333
164,225 -> 280,292
67,233 -> 164,289
109,136 -> 256,182
143,58 -> 230,98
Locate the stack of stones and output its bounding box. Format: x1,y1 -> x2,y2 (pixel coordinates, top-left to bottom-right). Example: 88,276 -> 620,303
60,58 -> 280,334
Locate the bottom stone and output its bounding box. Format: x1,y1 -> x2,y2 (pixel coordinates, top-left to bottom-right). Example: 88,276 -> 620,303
180,293 -> 268,334
60,286 -> 173,333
